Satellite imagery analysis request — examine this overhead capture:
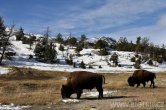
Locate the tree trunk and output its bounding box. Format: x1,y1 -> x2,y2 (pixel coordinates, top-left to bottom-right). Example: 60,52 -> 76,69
0,25 -> 14,64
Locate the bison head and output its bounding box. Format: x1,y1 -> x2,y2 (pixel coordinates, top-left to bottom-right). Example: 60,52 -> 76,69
128,76 -> 135,87
61,85 -> 72,99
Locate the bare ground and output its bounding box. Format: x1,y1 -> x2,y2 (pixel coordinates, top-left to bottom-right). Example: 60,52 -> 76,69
0,67 -> 166,110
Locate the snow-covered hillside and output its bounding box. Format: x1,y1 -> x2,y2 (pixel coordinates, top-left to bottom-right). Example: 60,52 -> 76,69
1,35 -> 166,73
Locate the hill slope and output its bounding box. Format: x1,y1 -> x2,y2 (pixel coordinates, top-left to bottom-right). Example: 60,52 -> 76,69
1,35 -> 166,73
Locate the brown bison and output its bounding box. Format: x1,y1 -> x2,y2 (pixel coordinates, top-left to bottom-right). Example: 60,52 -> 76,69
128,70 -> 156,88
61,71 -> 105,99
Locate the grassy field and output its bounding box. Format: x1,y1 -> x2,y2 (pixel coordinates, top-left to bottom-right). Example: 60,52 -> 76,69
0,67 -> 165,109
0,67 -> 68,105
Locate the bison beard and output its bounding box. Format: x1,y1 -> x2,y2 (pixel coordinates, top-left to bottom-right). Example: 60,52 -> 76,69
61,71 -> 105,99
128,70 -> 156,88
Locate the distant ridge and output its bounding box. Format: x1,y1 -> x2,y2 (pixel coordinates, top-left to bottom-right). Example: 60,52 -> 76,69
88,36 -> 116,45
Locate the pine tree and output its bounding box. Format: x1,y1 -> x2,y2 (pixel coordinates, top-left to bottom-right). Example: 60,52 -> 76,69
16,27 -> 24,41
0,17 -> 14,64
135,36 -> 141,53
147,59 -> 153,66
110,53 -> 118,66
28,35 -> 36,49
22,36 -> 28,44
44,42 -> 57,62
80,34 -> 87,42
134,57 -> 141,69
99,65 -> 102,68
94,39 -> 108,50
131,57 -> 136,62
141,37 -> 149,53
94,39 -> 108,61
42,27 -> 50,45
56,33 -> 63,43
75,44 -> 83,55
59,44 -> 64,57
34,27 -> 57,63
161,44 -> 166,61
34,41 -> 57,63
116,37 -> 129,51
80,61 -> 86,69
68,37 -> 77,47
99,48 -> 109,55
79,34 -> 87,48
34,43 -> 43,59
0,17 -> 6,49
65,54 -> 73,65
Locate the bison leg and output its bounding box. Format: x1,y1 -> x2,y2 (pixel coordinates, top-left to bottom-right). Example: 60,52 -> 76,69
99,89 -> 103,99
142,82 -> 146,87
136,83 -> 140,87
96,86 -> 103,99
76,90 -> 82,99
150,80 -> 155,88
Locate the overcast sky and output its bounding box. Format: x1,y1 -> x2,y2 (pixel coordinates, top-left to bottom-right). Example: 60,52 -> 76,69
0,0 -> 166,45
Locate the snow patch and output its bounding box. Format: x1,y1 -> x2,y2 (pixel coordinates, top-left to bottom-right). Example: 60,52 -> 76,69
0,67 -> 9,74
83,90 -> 117,97
0,103 -> 30,110
62,90 -> 116,103
62,99 -> 80,103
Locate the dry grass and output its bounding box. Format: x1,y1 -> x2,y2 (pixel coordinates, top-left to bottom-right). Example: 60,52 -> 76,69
0,67 -> 68,105
0,67 -> 166,109
73,73 -> 166,110
100,73 -> 166,110
102,73 -> 129,89
102,72 -> 166,104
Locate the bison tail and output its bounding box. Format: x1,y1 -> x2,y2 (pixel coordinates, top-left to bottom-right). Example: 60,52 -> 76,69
102,75 -> 106,84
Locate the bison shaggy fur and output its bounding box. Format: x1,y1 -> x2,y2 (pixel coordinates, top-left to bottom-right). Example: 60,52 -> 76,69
61,71 -> 105,99
128,70 -> 156,88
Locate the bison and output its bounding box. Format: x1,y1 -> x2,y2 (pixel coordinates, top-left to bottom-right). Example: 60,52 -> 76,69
128,70 -> 156,88
61,71 -> 105,99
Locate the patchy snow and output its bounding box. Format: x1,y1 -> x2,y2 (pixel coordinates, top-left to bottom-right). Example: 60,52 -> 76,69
62,90 -> 117,103
0,67 -> 9,74
11,41 -> 35,56
82,90 -> 117,97
0,103 -> 30,110
62,99 -> 80,103
2,37 -> 166,73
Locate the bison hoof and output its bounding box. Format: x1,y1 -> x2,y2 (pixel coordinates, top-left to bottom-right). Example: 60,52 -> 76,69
98,96 -> 103,99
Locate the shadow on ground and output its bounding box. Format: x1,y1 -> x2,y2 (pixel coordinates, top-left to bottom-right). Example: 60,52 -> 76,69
71,95 -> 137,100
